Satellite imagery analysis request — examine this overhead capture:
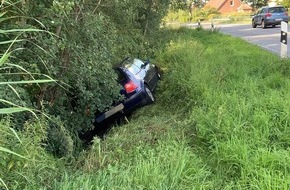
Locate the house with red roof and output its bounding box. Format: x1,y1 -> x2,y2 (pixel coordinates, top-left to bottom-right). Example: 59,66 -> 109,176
237,3 -> 253,13
205,0 -> 244,14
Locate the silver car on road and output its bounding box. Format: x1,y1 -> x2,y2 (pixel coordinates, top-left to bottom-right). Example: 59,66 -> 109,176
252,5 -> 288,29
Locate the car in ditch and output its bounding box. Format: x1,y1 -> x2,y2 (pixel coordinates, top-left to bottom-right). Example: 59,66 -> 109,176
252,5 -> 289,29
93,57 -> 161,126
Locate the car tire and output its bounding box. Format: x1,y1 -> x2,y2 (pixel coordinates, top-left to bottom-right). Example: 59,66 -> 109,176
144,85 -> 155,104
261,20 -> 266,29
272,24 -> 275,28
252,20 -> 257,28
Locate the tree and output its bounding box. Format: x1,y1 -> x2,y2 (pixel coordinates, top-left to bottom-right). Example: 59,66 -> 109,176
170,0 -> 188,10
282,0 -> 290,7
242,0 -> 268,8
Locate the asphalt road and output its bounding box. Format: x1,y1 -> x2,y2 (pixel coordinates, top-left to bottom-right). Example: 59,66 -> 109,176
186,22 -> 289,57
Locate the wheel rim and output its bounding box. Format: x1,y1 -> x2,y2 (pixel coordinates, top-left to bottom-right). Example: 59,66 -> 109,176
146,87 -> 154,102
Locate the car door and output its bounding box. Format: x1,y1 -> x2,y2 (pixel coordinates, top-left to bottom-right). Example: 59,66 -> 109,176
132,59 -> 146,80
140,59 -> 157,90
259,8 -> 267,24
253,9 -> 262,24
145,62 -> 158,90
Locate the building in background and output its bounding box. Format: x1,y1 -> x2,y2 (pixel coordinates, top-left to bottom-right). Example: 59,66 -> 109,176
205,0 -> 243,14
237,3 -> 253,13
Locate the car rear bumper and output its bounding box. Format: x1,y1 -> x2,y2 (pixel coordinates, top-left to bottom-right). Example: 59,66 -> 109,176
94,90 -> 146,124
123,90 -> 146,112
265,18 -> 288,25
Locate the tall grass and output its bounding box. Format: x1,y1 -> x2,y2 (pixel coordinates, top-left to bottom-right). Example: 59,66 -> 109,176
55,116 -> 211,190
0,12 -> 56,115
0,118 -> 65,189
0,11 -> 61,190
156,28 -> 290,189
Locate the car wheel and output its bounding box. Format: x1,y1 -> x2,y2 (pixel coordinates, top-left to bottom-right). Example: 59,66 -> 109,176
145,85 -> 155,104
261,20 -> 266,29
272,24 -> 275,28
252,20 -> 257,28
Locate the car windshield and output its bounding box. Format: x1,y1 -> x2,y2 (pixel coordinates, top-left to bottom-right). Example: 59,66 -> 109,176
268,7 -> 285,13
122,58 -> 143,76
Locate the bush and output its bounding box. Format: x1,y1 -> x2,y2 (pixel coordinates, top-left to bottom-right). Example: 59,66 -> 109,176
0,0 -> 170,156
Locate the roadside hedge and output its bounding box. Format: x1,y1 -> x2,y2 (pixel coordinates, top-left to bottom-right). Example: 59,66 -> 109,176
0,0 -> 170,156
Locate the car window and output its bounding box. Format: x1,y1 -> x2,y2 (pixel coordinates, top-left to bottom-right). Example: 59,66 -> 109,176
269,7 -> 286,13
121,58 -> 143,79
122,58 -> 139,75
127,64 -> 140,75
261,8 -> 267,13
133,59 -> 144,68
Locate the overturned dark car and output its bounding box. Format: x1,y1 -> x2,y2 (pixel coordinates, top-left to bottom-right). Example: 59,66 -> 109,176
93,57 -> 161,126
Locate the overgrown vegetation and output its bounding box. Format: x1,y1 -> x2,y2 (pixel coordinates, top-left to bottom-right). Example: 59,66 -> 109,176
0,0 -> 170,157
54,28 -> 290,189
2,0 -> 290,189
1,0 -> 170,188
163,8 -> 252,24
156,28 -> 290,188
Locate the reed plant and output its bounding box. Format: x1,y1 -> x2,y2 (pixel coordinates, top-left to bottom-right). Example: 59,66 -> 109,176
0,10 -> 61,190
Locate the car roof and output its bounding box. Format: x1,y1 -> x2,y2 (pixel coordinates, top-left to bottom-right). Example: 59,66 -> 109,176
261,5 -> 285,9
115,57 -> 145,68
113,57 -> 132,69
